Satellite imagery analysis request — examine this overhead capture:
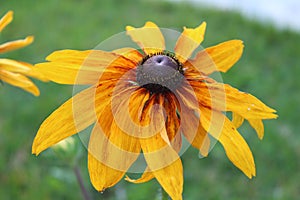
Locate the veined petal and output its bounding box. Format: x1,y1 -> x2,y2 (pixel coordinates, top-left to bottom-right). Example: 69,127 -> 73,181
140,133 -> 183,200
92,104 -> 141,172
200,107 -> 256,178
139,94 -> 183,199
126,21 -> 165,55
35,49 -> 136,84
0,58 -> 47,81
88,88 -> 143,191
0,69 -> 39,96
0,36 -> 34,54
88,123 -> 137,191
189,40 -> 244,75
224,84 -> 277,119
190,81 -> 277,119
88,151 -> 124,192
32,83 -> 114,155
174,22 -> 206,62
0,11 -> 13,32
112,47 -> 143,64
154,160 -> 183,200
111,86 -> 149,139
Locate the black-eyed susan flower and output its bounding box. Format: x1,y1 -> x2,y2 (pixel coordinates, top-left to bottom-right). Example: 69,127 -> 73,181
32,21 -> 277,199
0,11 -> 45,96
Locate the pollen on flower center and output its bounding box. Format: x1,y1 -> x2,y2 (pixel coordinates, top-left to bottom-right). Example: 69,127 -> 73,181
136,52 -> 184,93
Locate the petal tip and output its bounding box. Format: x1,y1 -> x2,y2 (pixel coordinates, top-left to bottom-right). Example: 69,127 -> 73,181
125,25 -> 134,31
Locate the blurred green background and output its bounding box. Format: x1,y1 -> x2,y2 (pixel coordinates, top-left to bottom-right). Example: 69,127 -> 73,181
1,0 -> 299,199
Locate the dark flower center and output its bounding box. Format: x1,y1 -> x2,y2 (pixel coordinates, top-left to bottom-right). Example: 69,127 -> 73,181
136,52 -> 184,93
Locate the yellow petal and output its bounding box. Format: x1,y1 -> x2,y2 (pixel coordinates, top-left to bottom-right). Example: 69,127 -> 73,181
88,151 -> 124,192
181,109 -> 210,157
190,81 -> 277,119
154,160 -> 183,200
139,95 -> 183,199
88,123 -> 139,191
112,47 -> 143,64
174,22 -> 206,62
88,89 -> 144,191
111,86 -> 149,139
0,11 -> 13,32
0,69 -> 39,96
200,107 -> 256,178
126,21 -> 165,55
0,58 -> 47,81
89,107 -> 141,172
189,40 -> 244,75
32,83 -> 114,155
140,133 -> 183,199
248,119 -> 264,139
0,36 -> 34,54
36,50 -> 136,84
232,112 -> 245,128
125,168 -> 155,183
224,84 -> 277,119
232,113 -> 264,139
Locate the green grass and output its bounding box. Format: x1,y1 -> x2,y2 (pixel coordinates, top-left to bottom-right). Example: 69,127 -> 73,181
1,0 -> 300,199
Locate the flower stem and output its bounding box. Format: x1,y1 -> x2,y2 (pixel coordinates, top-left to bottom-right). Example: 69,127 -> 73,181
73,165 -> 91,200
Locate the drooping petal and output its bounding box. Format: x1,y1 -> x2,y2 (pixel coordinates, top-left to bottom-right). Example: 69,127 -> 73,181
125,168 -> 155,183
93,98 -> 142,171
232,112 -> 245,128
139,95 -> 183,199
0,36 -> 34,54
88,122 -> 137,191
87,85 -> 148,191
248,119 -> 264,139
140,131 -> 183,199
174,22 -> 206,62
232,112 -> 264,139
35,49 -> 137,85
181,109 -> 210,157
32,83 -> 114,155
111,85 -> 150,140
88,152 -> 124,192
0,11 -> 13,32
189,40 -> 244,75
126,21 -> 165,55
200,107 -> 256,178
0,69 -> 39,96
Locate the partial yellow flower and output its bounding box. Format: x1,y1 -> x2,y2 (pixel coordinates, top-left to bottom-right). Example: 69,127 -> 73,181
32,21 -> 277,199
0,11 -> 45,96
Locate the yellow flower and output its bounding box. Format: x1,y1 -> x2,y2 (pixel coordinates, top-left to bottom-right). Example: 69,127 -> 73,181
0,11 -> 45,96
32,21 -> 277,199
